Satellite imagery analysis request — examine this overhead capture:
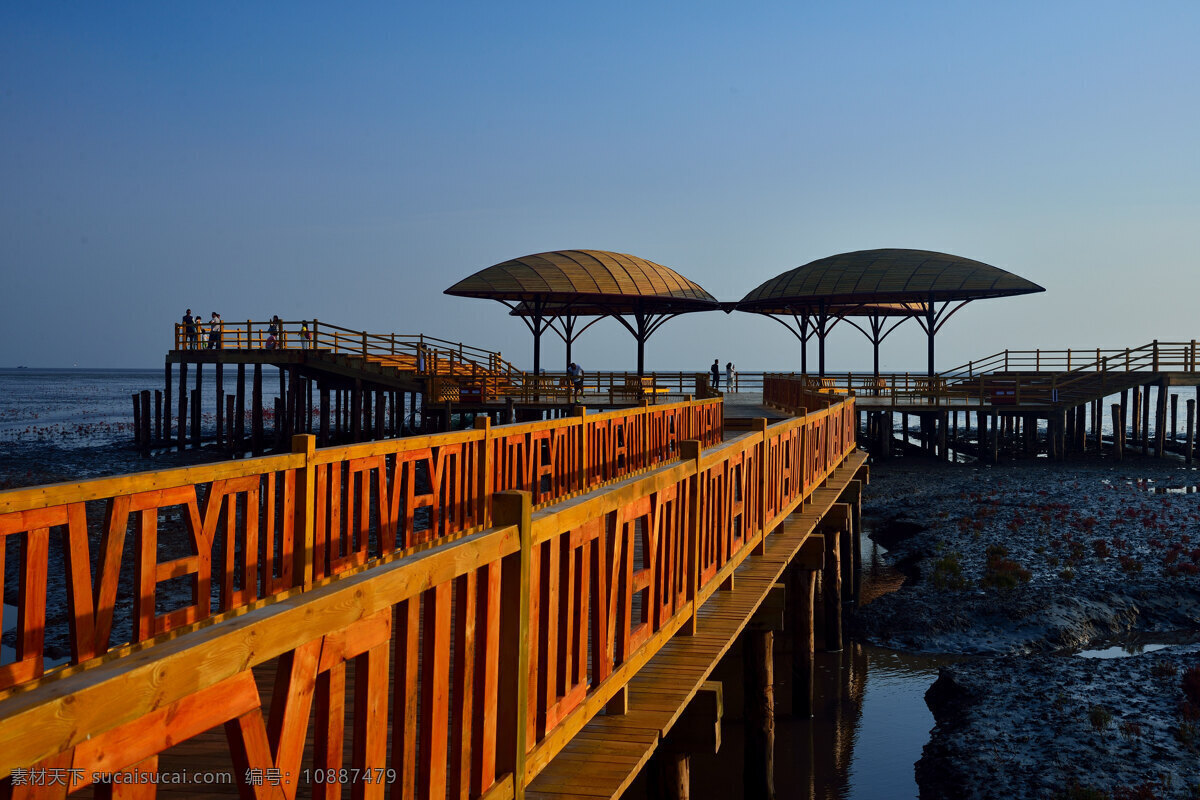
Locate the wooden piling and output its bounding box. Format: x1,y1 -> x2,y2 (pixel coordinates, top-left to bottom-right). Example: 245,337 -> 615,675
225,395 -> 235,453
1132,386 -> 1141,447
1171,393 -> 1180,443
177,361 -> 188,452
375,390 -> 385,440
1156,382 -> 1168,457
215,363 -> 224,448
1112,404 -> 1123,460
154,390 -> 162,443
193,363 -> 203,447
235,363 -> 246,456
744,629 -> 776,800
788,562 -> 818,718
351,382 -> 362,441
132,393 -> 142,449
1188,399 -> 1195,465
163,361 -> 172,442
1141,385 -> 1151,455
190,388 -> 200,448
274,398 -> 284,449
821,530 -> 842,652
320,384 -> 330,445
252,363 -> 263,456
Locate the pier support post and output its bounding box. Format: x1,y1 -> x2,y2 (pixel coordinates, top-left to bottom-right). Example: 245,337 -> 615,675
225,395 -> 235,452
190,388 -> 201,448
235,363 -> 245,456
1156,381 -> 1168,457
177,361 -> 188,451
252,364 -> 263,455
164,361 -> 172,442
789,537 -> 822,718
937,412 -> 948,460
192,363 -> 203,448
990,411 -> 1000,463
215,362 -> 224,447
745,584 -> 784,800
1112,404 -> 1123,460
1092,399 -> 1100,447
819,505 -> 850,652
1141,385 -> 1151,455
320,384 -> 330,445
1188,399 -> 1195,465
138,390 -> 150,454
375,390 -> 386,440
659,682 -> 722,800
1172,392 -> 1179,443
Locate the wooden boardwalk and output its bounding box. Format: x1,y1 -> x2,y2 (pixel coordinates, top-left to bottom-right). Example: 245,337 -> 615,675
0,382 -> 859,800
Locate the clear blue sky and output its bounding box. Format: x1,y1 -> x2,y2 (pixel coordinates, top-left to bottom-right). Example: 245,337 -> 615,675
3,1 -> 1198,371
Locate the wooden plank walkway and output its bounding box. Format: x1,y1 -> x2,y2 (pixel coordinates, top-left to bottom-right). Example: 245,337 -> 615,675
526,450 -> 869,800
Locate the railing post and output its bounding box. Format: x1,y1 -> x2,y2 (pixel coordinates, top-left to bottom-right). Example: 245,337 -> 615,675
312,319 -> 319,349
754,418 -> 769,556
362,331 -> 368,357
494,491 -> 533,800
474,416 -> 493,528
1153,339 -> 1160,372
292,433 -> 316,590
572,406 -> 589,492
680,439 -> 702,636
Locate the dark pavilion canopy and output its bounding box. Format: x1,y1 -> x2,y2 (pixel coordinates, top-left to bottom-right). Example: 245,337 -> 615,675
446,250 -> 720,378
738,249 -> 1045,376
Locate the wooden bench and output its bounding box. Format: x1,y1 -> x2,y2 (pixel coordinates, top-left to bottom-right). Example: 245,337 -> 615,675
802,376 -> 849,395
609,377 -> 669,402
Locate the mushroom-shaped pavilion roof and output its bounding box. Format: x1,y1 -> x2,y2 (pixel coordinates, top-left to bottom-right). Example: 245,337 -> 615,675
738,248 -> 1044,308
445,249 -> 719,310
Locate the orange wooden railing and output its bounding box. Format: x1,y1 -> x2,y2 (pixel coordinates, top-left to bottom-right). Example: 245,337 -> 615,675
0,386 -> 853,800
0,398 -> 722,693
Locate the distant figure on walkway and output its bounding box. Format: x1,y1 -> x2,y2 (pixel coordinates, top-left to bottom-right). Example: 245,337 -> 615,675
207,312 -> 222,350
300,320 -> 310,350
266,316 -> 280,348
711,359 -> 720,391
567,361 -> 584,401
725,362 -> 735,391
183,309 -> 198,349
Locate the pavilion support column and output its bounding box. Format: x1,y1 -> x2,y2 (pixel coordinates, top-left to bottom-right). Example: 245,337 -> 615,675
1156,380 -> 1168,457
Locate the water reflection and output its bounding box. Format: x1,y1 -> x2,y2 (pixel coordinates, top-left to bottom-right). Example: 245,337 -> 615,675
685,519 -> 957,800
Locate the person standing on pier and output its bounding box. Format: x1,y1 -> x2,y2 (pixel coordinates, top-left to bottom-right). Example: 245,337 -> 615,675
711,359 -> 721,391
207,311 -> 222,349
300,320 -> 310,350
183,309 -> 198,349
726,361 -> 735,391
567,361 -> 584,401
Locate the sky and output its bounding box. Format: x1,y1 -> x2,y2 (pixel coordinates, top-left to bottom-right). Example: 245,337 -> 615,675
2,1 -> 1199,372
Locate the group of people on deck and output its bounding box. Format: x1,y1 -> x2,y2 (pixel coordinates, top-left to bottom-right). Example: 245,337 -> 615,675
181,309 -> 223,350
180,311 -> 311,350
710,359 -> 736,391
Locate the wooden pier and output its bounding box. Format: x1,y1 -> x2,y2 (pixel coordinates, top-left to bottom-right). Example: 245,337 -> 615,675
0,381 -> 863,800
